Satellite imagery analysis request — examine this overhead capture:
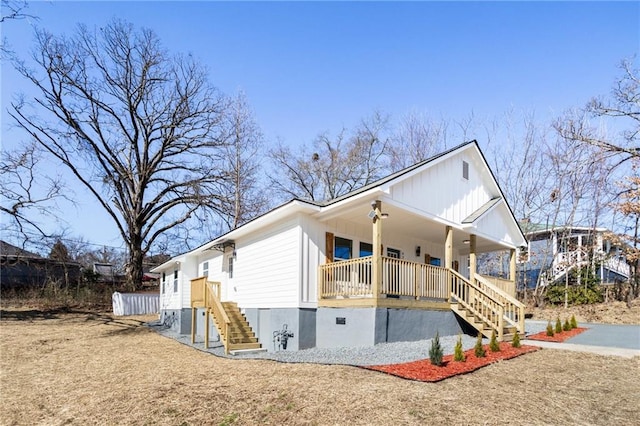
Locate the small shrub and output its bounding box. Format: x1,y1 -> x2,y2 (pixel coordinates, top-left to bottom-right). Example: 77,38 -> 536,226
570,314 -> 578,329
429,332 -> 444,366
511,331 -> 521,348
489,330 -> 500,352
546,322 -> 554,336
563,318 -> 571,331
474,333 -> 486,357
555,317 -> 562,334
453,335 -> 466,362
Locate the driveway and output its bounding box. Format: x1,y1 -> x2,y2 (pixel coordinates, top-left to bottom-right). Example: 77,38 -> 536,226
567,322 -> 640,349
524,320 -> 640,358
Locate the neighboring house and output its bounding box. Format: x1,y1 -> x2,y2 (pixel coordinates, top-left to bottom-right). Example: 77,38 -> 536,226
0,240 -> 81,289
152,141 -> 528,353
520,224 -> 631,288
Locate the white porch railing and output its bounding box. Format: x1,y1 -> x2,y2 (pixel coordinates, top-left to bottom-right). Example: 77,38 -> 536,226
552,250 -> 631,280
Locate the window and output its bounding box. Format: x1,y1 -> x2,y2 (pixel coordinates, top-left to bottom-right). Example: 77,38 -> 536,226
429,257 -> 441,267
334,237 -> 352,261
387,247 -> 401,259
462,160 -> 469,180
202,261 -> 209,278
228,256 -> 234,279
173,270 -> 178,293
359,242 -> 373,257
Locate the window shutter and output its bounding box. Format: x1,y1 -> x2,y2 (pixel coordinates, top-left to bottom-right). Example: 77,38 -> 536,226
424,253 -> 431,265
325,232 -> 334,263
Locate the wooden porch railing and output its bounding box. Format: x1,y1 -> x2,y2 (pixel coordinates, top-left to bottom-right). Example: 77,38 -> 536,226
319,256 -> 450,300
190,277 -> 231,354
480,274 -> 516,298
475,273 -> 525,334
381,257 -> 449,299
319,256 -> 373,297
450,269 -> 505,340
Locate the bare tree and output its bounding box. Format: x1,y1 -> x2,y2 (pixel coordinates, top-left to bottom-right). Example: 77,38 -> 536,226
0,143 -> 69,243
0,0 -> 30,23
388,111 -> 449,171
268,111 -> 391,202
9,20 -> 231,289
554,59 -> 639,300
216,91 -> 269,230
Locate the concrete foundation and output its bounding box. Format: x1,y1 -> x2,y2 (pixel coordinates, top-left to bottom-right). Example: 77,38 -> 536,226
160,308 -> 192,335
317,307 -> 463,348
244,308 -> 317,352
167,305 -> 463,351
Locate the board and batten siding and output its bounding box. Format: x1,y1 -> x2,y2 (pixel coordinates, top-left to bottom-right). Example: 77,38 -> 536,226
230,217 -> 302,308
390,153 -> 494,225
473,204 -> 522,247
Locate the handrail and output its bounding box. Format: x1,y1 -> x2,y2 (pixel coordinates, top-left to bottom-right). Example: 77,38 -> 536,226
479,274 -> 516,298
475,273 -> 525,335
205,280 -> 231,354
474,274 -> 523,308
450,269 -> 505,340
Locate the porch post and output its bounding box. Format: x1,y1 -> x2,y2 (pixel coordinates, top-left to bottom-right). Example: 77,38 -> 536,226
509,248 -> 516,282
445,226 -> 453,269
372,200 -> 383,302
469,234 -> 477,283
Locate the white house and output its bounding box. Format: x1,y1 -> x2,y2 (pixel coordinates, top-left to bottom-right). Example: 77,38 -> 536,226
152,141 -> 528,353
521,224 -> 631,288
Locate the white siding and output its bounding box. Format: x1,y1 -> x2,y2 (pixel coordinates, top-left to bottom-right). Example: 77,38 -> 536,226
391,152 -> 495,224
179,256 -> 199,308
229,217 -> 301,308
160,267 -> 181,310
474,205 -> 522,247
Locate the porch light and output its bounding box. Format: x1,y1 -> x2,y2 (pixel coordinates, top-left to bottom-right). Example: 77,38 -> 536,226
380,213 -> 389,219
463,239 -> 470,244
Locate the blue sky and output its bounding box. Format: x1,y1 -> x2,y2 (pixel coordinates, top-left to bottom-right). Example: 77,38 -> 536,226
1,1 -> 639,250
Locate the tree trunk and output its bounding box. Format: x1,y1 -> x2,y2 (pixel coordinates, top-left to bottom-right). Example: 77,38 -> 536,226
126,238 -> 145,292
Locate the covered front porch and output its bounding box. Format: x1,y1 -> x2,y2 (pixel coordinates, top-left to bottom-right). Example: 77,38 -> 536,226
318,200 -> 524,341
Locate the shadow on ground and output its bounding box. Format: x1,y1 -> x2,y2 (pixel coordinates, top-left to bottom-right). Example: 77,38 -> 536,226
0,307 -> 153,337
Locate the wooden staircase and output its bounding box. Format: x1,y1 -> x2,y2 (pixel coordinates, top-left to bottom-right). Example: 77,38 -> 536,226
190,277 -> 262,354
449,270 -> 525,342
219,301 -> 261,352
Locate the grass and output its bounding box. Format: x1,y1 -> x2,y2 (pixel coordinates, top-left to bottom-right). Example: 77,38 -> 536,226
1,308 -> 639,425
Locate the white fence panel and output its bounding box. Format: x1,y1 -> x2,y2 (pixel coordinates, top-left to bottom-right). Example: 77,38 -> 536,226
112,292 -> 160,316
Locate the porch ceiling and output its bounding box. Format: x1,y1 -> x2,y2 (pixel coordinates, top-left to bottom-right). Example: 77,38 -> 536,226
320,201 -> 510,254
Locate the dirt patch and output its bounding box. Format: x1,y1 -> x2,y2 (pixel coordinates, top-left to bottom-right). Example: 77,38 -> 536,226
1,308 -> 639,425
528,300 -> 640,324
527,327 -> 588,343
365,343 -> 539,382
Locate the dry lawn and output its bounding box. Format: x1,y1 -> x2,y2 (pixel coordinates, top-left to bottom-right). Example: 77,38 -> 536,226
528,299 -> 640,324
1,308 -> 639,426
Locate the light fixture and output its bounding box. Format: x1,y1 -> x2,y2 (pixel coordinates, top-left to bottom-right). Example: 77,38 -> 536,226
463,239 -> 470,244
415,246 -> 421,257
381,213 -> 389,219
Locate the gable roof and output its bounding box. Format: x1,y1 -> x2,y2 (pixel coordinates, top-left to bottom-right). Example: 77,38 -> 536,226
153,140 -> 526,271
0,241 -> 42,258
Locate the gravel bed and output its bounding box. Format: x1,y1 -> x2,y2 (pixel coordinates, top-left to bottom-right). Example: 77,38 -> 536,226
150,320 -> 546,367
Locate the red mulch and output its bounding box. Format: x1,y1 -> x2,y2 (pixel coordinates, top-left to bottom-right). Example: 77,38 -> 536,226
364,342 -> 539,382
526,327 -> 588,343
